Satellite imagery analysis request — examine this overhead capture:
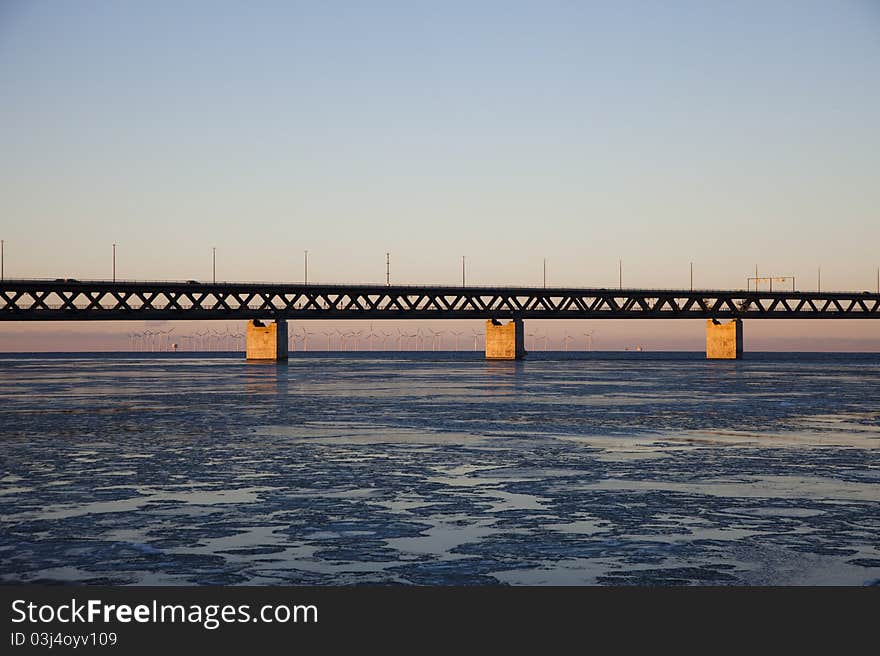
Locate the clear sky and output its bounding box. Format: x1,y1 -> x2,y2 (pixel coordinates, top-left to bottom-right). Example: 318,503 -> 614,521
1,1 -> 878,350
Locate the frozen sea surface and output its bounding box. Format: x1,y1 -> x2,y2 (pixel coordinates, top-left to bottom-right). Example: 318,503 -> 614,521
1,351 -> 878,585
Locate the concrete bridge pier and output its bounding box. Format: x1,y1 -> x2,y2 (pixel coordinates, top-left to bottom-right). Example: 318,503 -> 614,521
485,318 -> 526,360
706,319 -> 742,359
246,319 -> 288,361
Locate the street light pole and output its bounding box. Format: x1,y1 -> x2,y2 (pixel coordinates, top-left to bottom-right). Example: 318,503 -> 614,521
212,247 -> 216,284
462,255 -> 466,287
543,258 -> 547,288
304,250 -> 309,285
386,252 -> 390,286
2,239 -> 5,281
619,259 -> 622,290
113,243 -> 117,282
690,261 -> 693,291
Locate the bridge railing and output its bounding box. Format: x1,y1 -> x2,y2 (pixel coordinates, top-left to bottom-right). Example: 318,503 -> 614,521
2,277 -> 879,295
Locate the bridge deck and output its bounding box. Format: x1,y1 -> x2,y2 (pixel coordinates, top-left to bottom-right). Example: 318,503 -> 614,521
1,280 -> 878,321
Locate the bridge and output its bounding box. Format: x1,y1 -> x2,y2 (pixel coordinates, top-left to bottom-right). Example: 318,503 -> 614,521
2,279 -> 878,360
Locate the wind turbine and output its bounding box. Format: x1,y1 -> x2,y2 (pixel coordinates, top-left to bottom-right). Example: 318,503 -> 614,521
366,323 -> 379,351
471,328 -> 481,351
322,330 -> 334,351
450,330 -> 463,351
583,330 -> 594,351
381,331 -> 393,351
563,331 -> 573,352
212,328 -> 226,352
300,327 -> 315,352
154,330 -> 163,352
427,328 -> 441,351
195,329 -> 209,352
396,328 -> 405,351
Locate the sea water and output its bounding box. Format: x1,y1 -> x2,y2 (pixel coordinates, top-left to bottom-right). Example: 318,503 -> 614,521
1,351 -> 878,585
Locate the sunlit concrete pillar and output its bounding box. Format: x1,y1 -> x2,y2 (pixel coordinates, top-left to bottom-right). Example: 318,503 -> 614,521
246,319 -> 288,361
706,319 -> 742,359
485,318 -> 526,360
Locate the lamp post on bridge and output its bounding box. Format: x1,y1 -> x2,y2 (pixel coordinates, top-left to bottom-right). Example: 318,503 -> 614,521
212,247 -> 216,284
462,255 -> 466,287
2,239 -> 5,281
112,243 -> 116,282
304,250 -> 309,285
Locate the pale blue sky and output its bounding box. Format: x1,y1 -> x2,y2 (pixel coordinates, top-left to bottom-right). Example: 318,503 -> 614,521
1,1 -> 878,349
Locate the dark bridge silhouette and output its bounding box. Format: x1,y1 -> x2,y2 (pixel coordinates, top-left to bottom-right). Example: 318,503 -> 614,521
2,279 -> 878,321
4,279 -> 877,360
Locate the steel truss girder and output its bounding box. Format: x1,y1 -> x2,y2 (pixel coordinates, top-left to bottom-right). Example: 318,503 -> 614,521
1,282 -> 878,321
